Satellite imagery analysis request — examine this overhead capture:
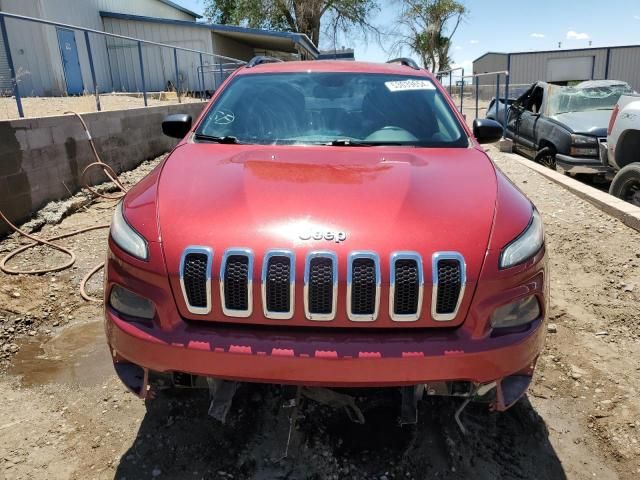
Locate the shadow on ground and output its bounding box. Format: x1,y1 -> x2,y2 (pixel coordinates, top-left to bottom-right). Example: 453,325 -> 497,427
114,385 -> 566,480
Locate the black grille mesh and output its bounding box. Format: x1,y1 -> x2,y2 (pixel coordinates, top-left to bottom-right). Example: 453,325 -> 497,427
393,259 -> 419,315
265,256 -> 291,313
183,253 -> 208,308
351,258 -> 377,315
436,259 -> 462,314
308,257 -> 334,314
224,255 -> 249,311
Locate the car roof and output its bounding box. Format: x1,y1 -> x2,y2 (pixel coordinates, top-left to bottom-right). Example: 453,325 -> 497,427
235,60 -> 434,78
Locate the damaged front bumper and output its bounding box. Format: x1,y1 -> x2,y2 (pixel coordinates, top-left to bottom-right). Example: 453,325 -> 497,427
105,308 -> 545,412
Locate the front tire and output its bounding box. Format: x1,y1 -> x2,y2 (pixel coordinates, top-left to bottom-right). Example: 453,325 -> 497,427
534,146 -> 556,170
609,163 -> 640,207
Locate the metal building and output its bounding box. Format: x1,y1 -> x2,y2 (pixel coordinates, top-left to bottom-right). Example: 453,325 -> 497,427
473,45 -> 640,92
0,0 -> 319,97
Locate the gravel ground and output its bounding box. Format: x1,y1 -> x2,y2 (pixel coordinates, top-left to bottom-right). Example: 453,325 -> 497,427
0,148 -> 639,479
0,94 -> 202,120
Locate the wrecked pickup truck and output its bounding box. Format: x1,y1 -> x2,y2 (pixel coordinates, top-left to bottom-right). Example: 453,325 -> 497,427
497,80 -> 633,172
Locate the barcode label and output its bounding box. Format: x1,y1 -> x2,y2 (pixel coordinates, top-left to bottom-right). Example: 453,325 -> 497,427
385,79 -> 435,92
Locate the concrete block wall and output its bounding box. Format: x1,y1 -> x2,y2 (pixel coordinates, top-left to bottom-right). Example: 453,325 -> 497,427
0,102 -> 205,237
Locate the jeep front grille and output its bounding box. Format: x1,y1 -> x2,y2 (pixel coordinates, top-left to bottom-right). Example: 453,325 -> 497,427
347,252 -> 381,321
179,247 -> 465,323
431,252 -> 466,321
390,252 -> 424,321
262,250 -> 295,319
179,247 -> 212,314
220,249 -> 253,317
304,252 -> 337,321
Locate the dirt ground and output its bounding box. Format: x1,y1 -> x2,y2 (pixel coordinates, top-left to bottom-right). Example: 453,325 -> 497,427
0,94 -> 202,121
1,147 -> 639,479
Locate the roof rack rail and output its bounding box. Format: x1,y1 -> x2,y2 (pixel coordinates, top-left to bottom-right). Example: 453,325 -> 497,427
386,57 -> 421,70
246,56 -> 284,68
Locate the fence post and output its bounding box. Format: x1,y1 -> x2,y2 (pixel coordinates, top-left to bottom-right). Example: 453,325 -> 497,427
0,15 -> 24,118
218,61 -> 223,90
173,48 -> 181,104
199,53 -> 205,101
449,73 -> 452,95
84,31 -> 101,112
495,74 -> 502,138
475,76 -> 479,120
137,41 -> 147,107
503,72 -> 510,137
460,68 -> 464,113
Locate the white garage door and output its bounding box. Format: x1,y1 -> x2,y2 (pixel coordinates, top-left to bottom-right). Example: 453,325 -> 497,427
547,56 -> 594,82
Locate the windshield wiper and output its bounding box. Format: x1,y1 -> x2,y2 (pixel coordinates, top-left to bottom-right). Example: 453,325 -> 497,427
194,133 -> 242,144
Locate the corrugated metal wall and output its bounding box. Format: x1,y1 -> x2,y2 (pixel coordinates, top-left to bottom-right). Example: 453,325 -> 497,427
102,17 -> 214,92
508,49 -> 608,85
0,0 -> 198,96
0,31 -> 13,93
472,53 -> 508,85
608,47 -> 640,92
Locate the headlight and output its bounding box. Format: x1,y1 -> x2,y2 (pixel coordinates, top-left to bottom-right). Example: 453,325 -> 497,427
571,134 -> 597,146
109,285 -> 155,320
490,295 -> 540,329
110,202 -> 148,260
499,209 -> 544,269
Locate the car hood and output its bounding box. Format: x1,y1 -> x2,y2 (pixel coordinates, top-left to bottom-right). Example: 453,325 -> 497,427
548,109 -> 612,136
157,143 -> 497,321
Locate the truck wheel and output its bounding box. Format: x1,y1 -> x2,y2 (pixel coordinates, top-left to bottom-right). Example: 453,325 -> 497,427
609,163 -> 640,207
535,147 -> 556,170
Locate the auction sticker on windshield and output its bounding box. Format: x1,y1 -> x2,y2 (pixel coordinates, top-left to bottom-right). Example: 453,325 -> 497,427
385,79 -> 436,92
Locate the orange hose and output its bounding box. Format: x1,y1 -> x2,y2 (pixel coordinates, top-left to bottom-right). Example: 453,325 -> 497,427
0,111 -> 128,303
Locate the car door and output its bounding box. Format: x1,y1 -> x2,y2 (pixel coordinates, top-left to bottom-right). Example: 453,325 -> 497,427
513,84 -> 545,157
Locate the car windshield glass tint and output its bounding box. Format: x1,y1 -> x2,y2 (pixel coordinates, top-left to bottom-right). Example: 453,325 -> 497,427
547,83 -> 634,115
196,72 -> 468,147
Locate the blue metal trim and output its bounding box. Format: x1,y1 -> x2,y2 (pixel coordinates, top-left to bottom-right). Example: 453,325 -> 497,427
0,15 -> 23,117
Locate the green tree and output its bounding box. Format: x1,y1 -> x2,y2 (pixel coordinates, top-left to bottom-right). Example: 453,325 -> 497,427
203,0 -> 380,48
390,0 -> 467,72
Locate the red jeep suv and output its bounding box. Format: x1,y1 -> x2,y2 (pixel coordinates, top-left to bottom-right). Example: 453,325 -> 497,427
105,57 -> 547,417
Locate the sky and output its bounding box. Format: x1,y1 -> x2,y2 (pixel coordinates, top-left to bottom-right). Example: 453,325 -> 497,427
178,0 -> 640,72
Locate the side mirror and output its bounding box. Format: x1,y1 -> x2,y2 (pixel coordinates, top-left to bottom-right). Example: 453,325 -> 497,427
162,114 -> 192,139
473,118 -> 503,144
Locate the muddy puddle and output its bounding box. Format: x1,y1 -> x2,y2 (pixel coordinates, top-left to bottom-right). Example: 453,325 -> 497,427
9,320 -> 113,386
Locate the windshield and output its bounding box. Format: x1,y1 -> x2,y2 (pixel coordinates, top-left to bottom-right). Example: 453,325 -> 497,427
547,82 -> 633,115
196,72 -> 468,147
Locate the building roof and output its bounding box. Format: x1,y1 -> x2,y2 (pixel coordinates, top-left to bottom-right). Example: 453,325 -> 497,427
157,0 -> 201,19
99,11 -> 319,59
474,44 -> 640,63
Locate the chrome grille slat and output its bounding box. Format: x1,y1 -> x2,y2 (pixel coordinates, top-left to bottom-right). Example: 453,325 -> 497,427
220,248 -> 253,318
347,251 -> 380,322
179,246 -> 213,315
389,252 -> 424,322
304,251 -> 337,321
262,250 -> 295,319
431,252 -> 466,321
